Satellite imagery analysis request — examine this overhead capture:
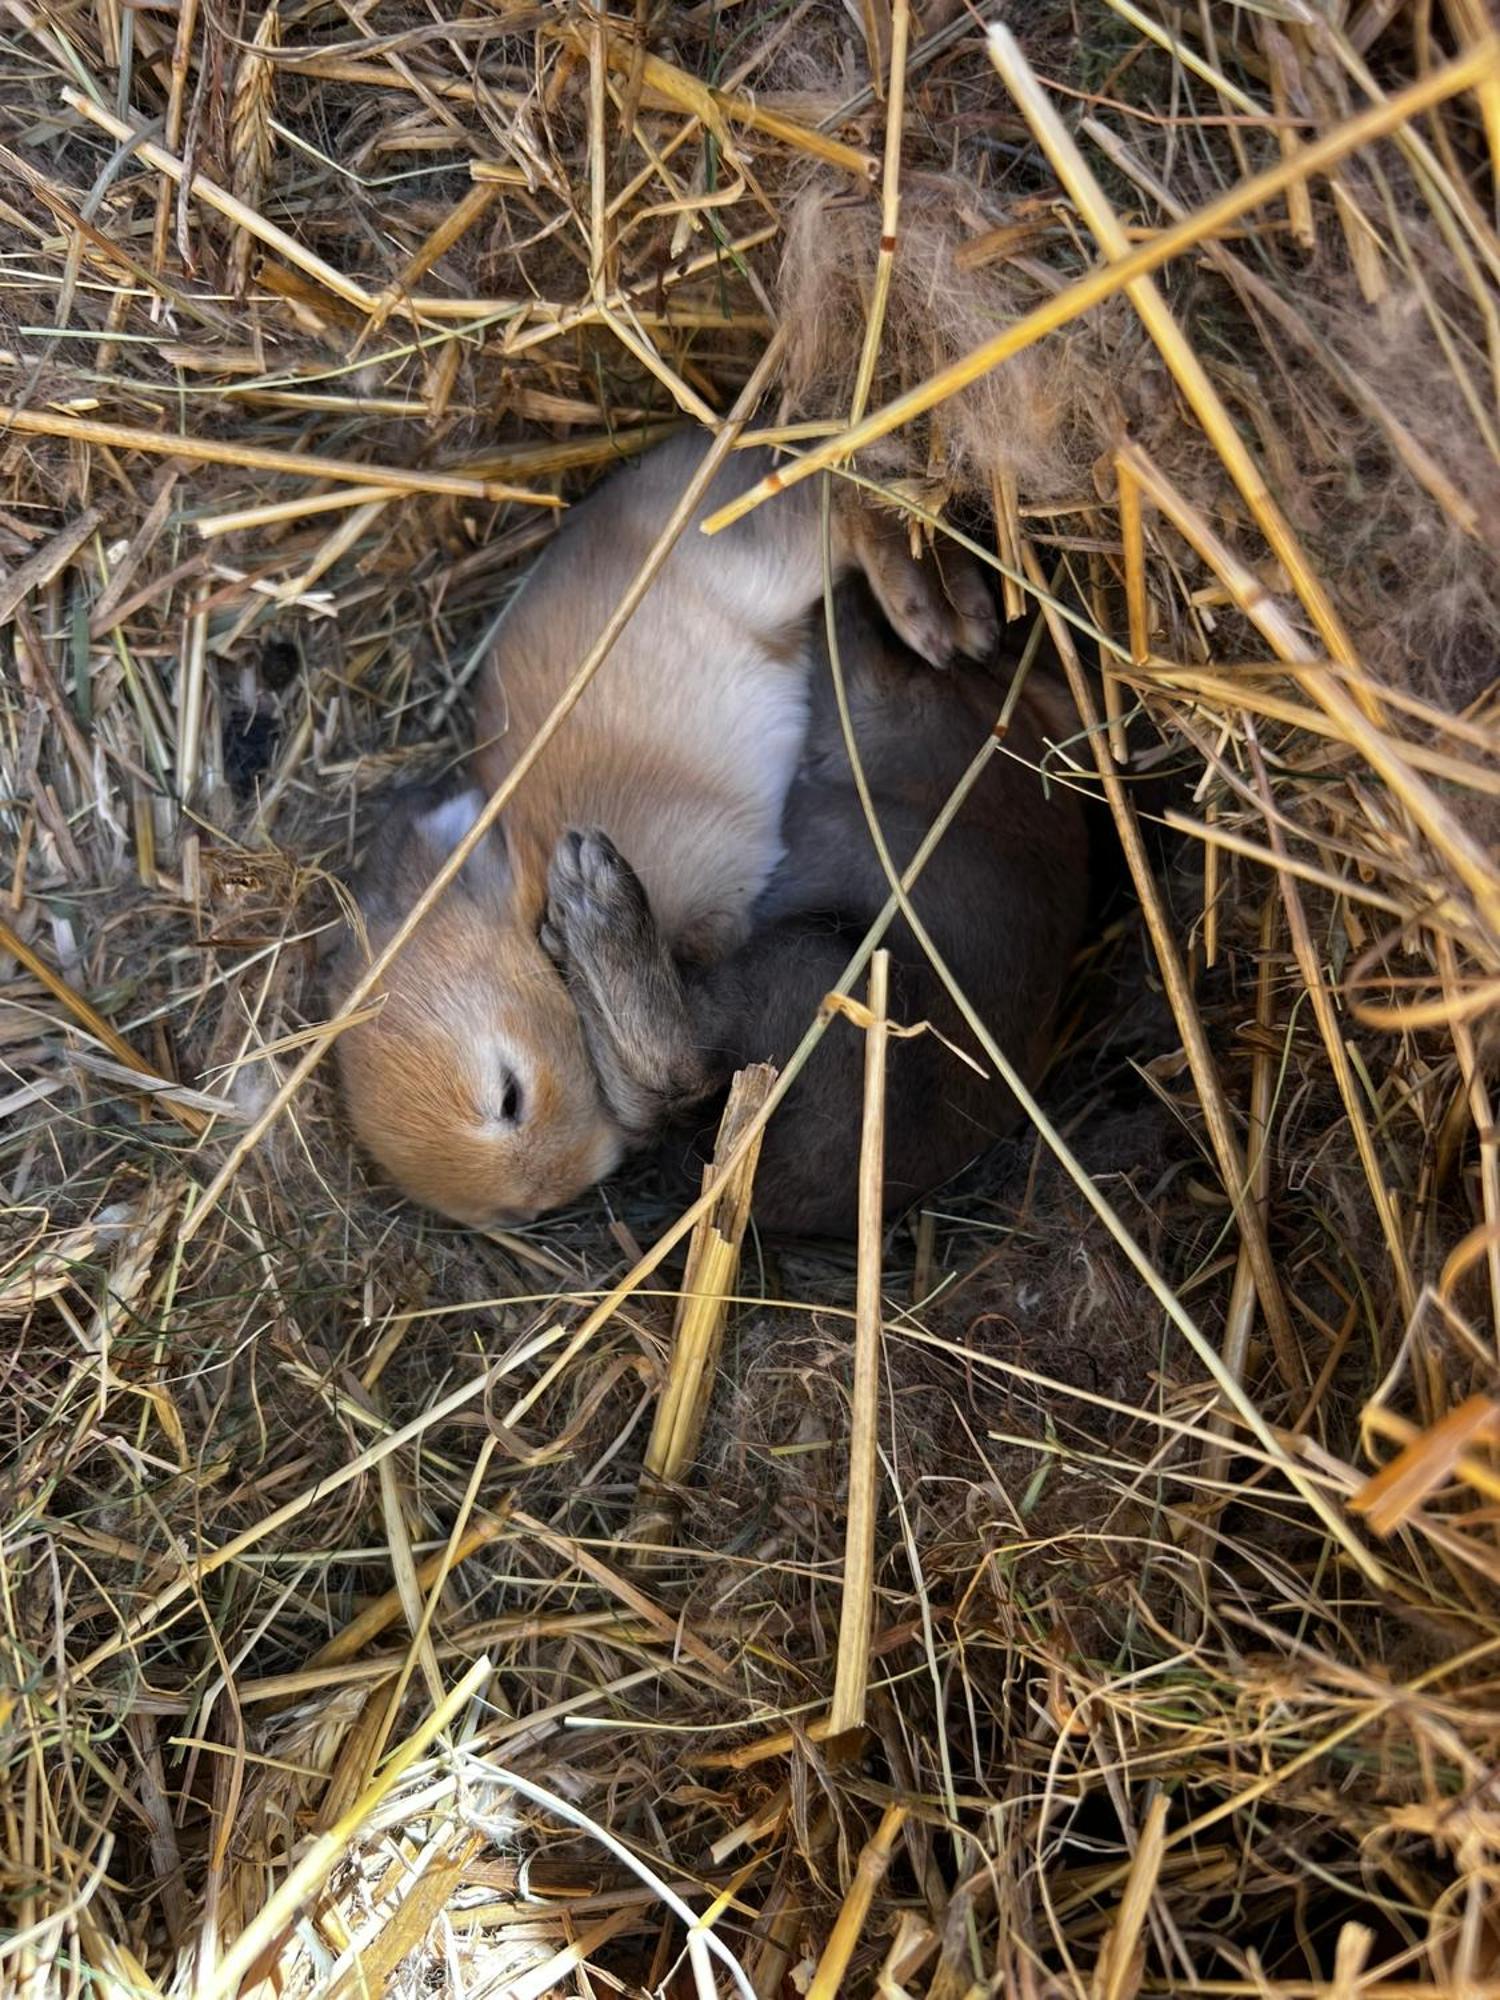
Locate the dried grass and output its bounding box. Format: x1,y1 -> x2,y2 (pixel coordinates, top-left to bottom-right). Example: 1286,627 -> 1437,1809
1,1 -> 1498,1996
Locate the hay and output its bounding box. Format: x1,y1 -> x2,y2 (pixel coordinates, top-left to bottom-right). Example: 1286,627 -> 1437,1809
1,0 -> 1498,1994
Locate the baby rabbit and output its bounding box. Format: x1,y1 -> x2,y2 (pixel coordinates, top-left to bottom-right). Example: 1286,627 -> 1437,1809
332,433 -> 995,1227
543,576 -> 1089,1237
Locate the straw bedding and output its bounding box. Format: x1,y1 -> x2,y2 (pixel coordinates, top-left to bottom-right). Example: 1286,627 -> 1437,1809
1,1 -> 1498,1995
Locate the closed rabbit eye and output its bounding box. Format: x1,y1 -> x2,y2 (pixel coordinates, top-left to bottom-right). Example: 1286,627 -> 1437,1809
476,1041 -> 525,1129
479,1067 -> 524,1128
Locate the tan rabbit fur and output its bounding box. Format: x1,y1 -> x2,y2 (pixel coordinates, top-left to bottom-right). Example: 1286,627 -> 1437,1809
331,433 -> 996,1226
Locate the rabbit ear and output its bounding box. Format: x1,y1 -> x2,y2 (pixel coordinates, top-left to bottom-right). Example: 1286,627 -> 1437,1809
414,788 -> 486,854
352,783 -> 511,921
412,787 -> 511,908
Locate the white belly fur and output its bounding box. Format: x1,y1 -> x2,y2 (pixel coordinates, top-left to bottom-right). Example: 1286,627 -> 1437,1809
476,438 -> 828,947
561,622 -> 811,943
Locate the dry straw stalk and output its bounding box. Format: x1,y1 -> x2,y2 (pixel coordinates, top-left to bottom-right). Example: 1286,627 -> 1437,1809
3,1 -> 1499,1994
829,950 -> 891,1740
632,1062 -> 775,1555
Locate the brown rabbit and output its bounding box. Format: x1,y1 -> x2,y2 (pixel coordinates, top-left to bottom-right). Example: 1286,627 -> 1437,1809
331,434 -> 995,1227
541,577 -> 1089,1237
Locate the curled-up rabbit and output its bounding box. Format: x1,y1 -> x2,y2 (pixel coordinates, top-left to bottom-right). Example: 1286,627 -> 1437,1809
331,434 -> 995,1227
543,577 -> 1089,1238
